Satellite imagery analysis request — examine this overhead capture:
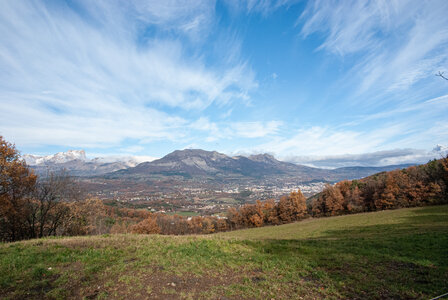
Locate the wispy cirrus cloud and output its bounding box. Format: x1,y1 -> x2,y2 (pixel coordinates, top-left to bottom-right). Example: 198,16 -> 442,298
1,0 -> 447,166
224,0 -> 297,15
190,117 -> 282,142
253,121 -> 421,158
0,1 -> 256,149
72,0 -> 216,40
285,147 -> 448,169
251,124 -> 448,168
300,0 -> 448,96
300,0 -> 402,55
230,121 -> 282,138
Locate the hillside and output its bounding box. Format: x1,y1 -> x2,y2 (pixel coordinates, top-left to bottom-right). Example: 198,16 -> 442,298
107,149 -> 412,182
1,205 -> 447,299
26,149 -> 414,181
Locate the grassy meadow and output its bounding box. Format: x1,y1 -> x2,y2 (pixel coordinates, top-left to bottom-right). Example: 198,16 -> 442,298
1,205 -> 447,299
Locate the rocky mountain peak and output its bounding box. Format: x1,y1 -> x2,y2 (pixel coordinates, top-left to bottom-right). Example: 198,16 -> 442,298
248,153 -> 277,163
24,149 -> 87,165
164,149 -> 227,161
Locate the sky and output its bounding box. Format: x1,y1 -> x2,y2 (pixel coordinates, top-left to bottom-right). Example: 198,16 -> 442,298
1,0 -> 448,168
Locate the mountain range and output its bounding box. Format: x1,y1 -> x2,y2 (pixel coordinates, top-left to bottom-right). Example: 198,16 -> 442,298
25,149 -> 418,183
24,150 -> 150,176
108,149 -> 414,182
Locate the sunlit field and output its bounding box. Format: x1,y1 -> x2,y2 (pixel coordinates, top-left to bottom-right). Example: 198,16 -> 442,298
1,205 -> 447,299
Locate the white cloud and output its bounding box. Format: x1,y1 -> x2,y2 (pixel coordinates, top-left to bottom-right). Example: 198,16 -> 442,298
220,108 -> 233,119
285,144 -> 448,168
256,123 -> 411,157
224,0 -> 298,16
230,121 -> 282,138
73,0 -> 216,40
0,1 -> 256,149
300,0 -> 448,96
132,0 -> 214,29
348,94 -> 448,125
300,0 -> 397,55
119,145 -> 145,153
189,117 -> 282,140
285,148 -> 447,169
0,99 -> 187,148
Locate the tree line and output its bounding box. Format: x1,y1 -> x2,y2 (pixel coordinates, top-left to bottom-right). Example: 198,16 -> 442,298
311,158 -> 448,217
130,190 -> 308,235
0,137 -> 153,241
1,135 -> 447,241
132,156 -> 448,234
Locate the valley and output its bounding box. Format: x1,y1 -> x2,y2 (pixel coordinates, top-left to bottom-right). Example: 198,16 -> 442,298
2,2 -> 448,299
27,149 -> 412,215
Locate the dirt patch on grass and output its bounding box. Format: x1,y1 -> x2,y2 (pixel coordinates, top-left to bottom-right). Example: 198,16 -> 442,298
87,268 -> 247,300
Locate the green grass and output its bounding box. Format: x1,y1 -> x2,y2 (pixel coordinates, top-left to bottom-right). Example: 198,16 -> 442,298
1,206 -> 447,299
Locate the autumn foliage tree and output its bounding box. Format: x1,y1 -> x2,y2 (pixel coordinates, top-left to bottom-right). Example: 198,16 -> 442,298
62,197 -> 108,236
130,214 -> 160,234
0,136 -> 82,241
311,156 -> 448,217
2,135 -> 447,239
277,190 -> 307,223
110,157 -> 448,236
0,136 -> 37,241
224,190 -> 308,230
376,173 -> 400,209
312,184 -> 344,216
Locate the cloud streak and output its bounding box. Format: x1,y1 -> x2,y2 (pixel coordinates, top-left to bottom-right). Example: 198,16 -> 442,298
0,1 -> 256,149
190,117 -> 282,142
285,147 -> 448,169
257,124 -> 406,157
300,0 -> 448,98
1,0 -> 447,168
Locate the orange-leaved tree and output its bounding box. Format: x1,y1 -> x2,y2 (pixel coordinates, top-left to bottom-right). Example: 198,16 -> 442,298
1,136 -> 82,241
0,136 -> 37,241
312,184 -> 344,216
130,214 -> 160,234
277,190 -> 307,223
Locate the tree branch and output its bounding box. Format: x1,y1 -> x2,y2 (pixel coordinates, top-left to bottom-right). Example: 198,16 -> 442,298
436,71 -> 448,81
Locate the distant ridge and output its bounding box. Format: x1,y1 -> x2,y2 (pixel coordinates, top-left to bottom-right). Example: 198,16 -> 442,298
107,149 -> 414,182
24,150 -> 153,176
24,148 -> 415,180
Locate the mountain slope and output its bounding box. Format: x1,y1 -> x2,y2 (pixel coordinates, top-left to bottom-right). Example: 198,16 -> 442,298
111,149 -> 322,179
25,148 -> 415,181
329,164 -> 415,180
30,159 -> 139,177
108,149 -> 413,182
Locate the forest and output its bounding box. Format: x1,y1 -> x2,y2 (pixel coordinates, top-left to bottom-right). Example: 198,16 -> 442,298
1,135 -> 447,241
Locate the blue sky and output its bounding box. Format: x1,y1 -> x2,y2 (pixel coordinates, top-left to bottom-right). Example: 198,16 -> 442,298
1,0 -> 448,167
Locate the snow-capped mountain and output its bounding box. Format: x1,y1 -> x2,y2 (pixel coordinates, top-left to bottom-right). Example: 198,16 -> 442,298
23,150 -> 155,176
24,150 -> 87,165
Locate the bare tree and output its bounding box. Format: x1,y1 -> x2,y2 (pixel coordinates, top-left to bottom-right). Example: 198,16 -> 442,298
31,170 -> 83,238
436,71 -> 448,81
1,135 -> 84,241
